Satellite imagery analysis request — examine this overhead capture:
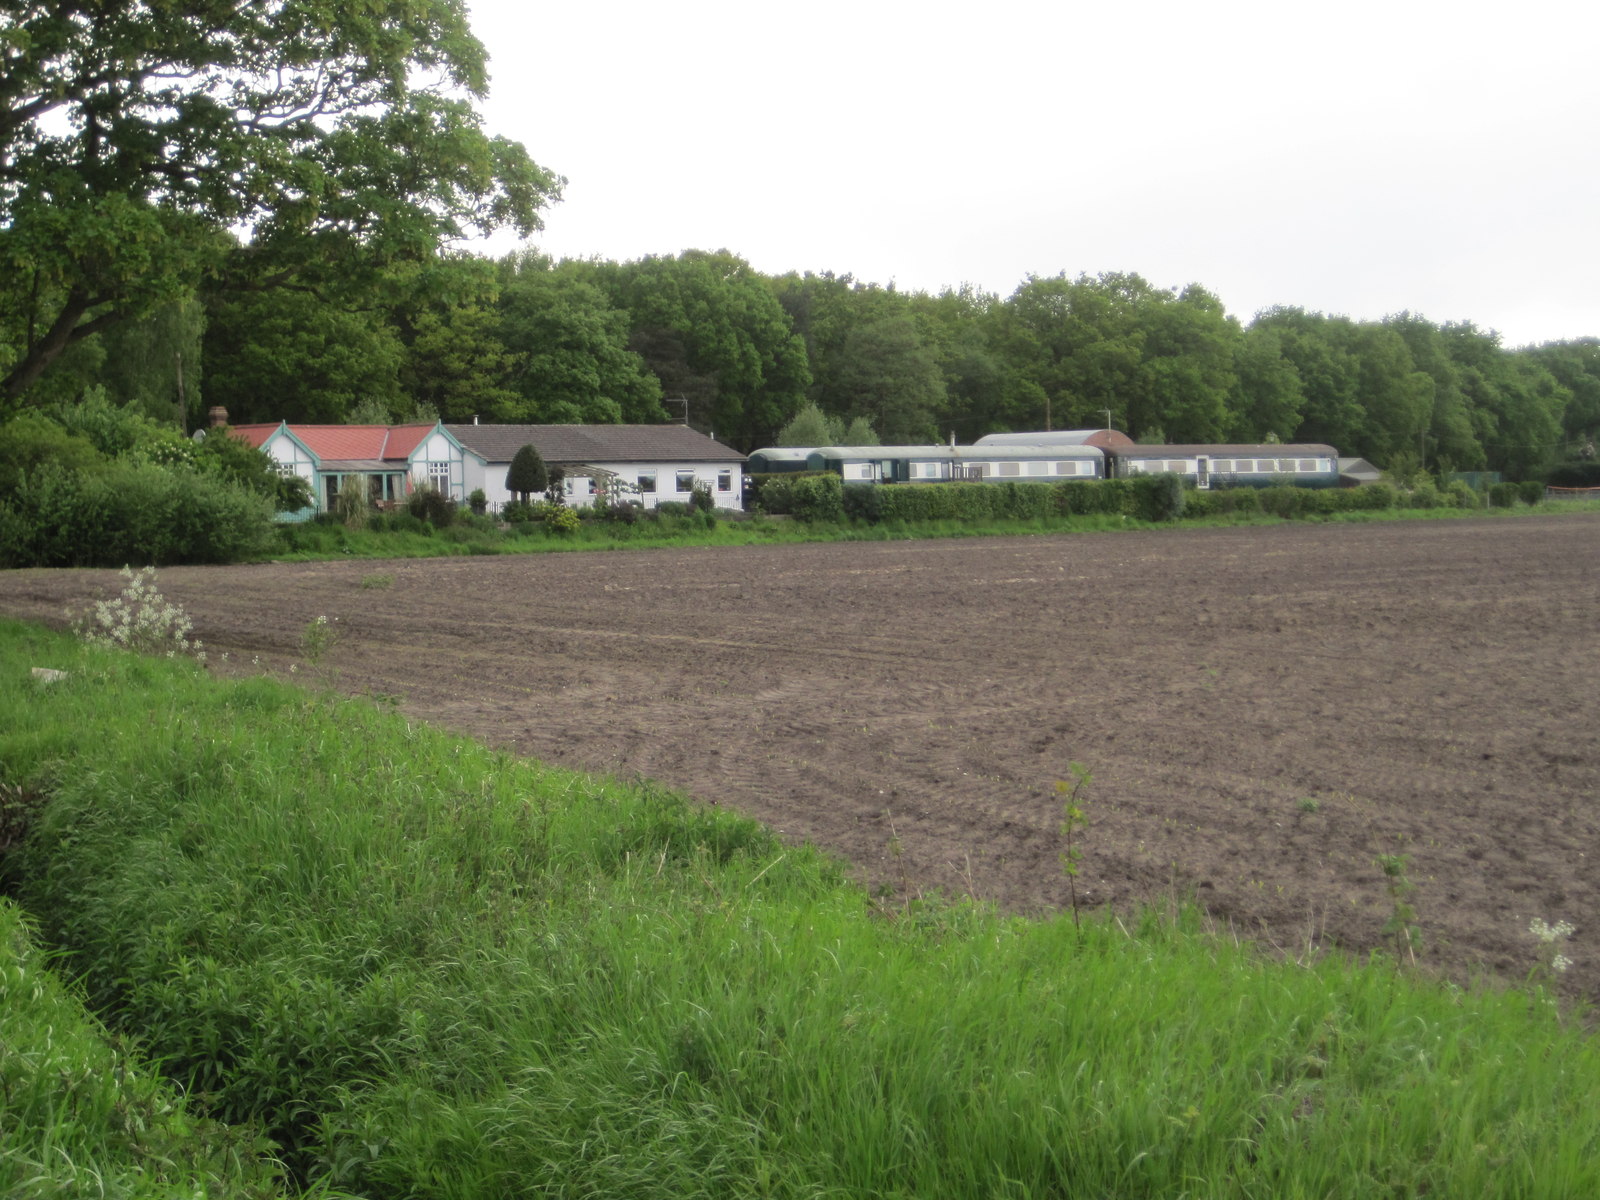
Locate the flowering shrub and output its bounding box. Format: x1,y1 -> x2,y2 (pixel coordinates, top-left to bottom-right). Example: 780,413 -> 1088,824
1529,918 -> 1576,976
75,566 -> 205,661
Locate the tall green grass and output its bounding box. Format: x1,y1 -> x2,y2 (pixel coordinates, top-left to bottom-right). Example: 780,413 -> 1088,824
3,620 -> 1598,1198
0,896 -> 317,1199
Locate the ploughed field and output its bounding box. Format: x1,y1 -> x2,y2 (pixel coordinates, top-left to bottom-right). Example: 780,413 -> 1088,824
4,513 -> 1598,995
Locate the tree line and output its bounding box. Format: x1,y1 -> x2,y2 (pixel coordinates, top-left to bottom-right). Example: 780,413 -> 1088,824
4,2 -> 1596,482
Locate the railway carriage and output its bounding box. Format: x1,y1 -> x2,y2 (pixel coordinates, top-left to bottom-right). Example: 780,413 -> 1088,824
749,434 -> 1344,497
1106,444 -> 1340,490
805,444 -> 1105,483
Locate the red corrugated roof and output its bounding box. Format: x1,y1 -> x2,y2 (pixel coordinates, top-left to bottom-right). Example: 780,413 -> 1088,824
291,425 -> 392,461
225,422 -> 443,464
227,423 -> 281,449
380,424 -> 436,460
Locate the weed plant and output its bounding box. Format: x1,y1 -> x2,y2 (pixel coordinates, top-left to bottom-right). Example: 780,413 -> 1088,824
3,620 -> 1600,1199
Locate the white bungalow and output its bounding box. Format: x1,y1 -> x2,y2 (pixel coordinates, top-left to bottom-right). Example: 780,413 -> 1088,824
445,423 -> 747,512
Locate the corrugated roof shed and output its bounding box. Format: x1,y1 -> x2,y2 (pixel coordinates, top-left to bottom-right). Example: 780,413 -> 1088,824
445,424 -> 744,464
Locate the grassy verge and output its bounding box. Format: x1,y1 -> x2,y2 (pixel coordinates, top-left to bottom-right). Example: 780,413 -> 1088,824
3,620 -> 1598,1199
0,894 -> 324,1199
268,498 -> 1600,562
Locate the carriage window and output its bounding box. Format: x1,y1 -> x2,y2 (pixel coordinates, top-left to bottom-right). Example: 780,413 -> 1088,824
1254,460 -> 1274,472
1166,461 -> 1185,473
1027,461 -> 1047,476
1054,461 -> 1075,475
1277,458 -> 1294,473
999,461 -> 1021,476
1298,459 -> 1315,472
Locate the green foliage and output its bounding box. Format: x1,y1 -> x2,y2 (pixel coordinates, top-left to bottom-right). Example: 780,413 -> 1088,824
1056,763 -> 1092,927
505,443 -> 549,500
6,625 -> 1600,1200
689,481 -> 715,513
0,411 -> 108,494
1,0 -> 559,406
468,488 -> 488,515
1376,852 -> 1422,965
585,250 -> 812,449
1129,472 -> 1186,521
406,486 -> 456,527
773,401 -> 843,447
1519,479 -> 1547,504
300,615 -> 340,667
0,461 -> 275,567
784,474 -> 846,522
0,899 -> 294,1199
333,483 -> 371,530
534,501 -> 582,533
841,482 -> 886,522
494,254 -> 665,423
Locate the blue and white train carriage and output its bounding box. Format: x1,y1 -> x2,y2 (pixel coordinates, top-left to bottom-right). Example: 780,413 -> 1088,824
1107,443 -> 1340,490
804,444 -> 1106,483
752,435 -> 1344,493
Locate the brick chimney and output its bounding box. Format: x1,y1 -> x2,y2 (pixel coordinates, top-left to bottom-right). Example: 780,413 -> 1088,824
208,405 -> 229,427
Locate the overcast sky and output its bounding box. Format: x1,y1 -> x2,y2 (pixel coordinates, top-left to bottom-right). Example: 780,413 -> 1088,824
462,0 -> 1598,349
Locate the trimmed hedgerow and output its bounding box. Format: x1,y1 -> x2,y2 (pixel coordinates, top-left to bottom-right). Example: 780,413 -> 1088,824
786,473 -> 845,522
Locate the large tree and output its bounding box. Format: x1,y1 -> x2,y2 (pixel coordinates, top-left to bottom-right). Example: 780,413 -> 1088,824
0,0 -> 558,408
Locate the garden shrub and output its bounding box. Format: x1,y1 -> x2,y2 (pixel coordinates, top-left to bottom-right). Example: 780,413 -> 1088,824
1444,480 -> 1481,509
385,511 -> 428,535
787,473 -> 845,522
1351,482 -> 1396,510
499,499 -> 536,524
655,501 -> 691,518
689,482 -> 715,513
407,485 -> 456,526
1518,479 -> 1546,505
1406,480 -> 1443,509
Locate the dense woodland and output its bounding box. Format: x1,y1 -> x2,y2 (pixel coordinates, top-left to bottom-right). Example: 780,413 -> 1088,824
13,250 -> 1600,482
3,1 -> 1598,483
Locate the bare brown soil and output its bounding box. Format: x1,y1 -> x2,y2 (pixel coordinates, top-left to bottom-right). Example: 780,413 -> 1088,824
4,514 -> 1598,995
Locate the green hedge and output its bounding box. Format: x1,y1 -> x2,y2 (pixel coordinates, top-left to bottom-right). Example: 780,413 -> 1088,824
0,462 -> 277,568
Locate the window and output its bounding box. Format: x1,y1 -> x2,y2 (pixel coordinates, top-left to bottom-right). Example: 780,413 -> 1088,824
1054,461 -> 1077,476
638,471 -> 656,493
676,469 -> 696,492
427,461 -> 449,492
1212,459 -> 1232,473
1027,461 -> 1047,476
717,470 -> 732,492
1298,459 -> 1315,472
1167,460 -> 1187,473
1277,458 -> 1294,473
1255,459 -> 1274,472
998,461 -> 1021,476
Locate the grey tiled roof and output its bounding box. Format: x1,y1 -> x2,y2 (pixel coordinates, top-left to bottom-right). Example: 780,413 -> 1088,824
444,424 -> 745,465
